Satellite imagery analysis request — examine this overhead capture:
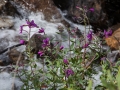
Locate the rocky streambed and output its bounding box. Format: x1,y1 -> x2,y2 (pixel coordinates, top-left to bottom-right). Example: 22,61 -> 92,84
0,0 -> 120,90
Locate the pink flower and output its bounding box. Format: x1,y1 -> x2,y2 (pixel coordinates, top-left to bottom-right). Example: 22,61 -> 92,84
65,68 -> 74,77
60,46 -> 64,50
76,6 -> 80,9
82,43 -> 89,48
26,20 -> 38,28
20,25 -> 23,33
104,30 -> 112,38
38,28 -> 44,33
42,38 -> 50,47
20,39 -> 25,45
63,59 -> 69,64
89,8 -> 94,12
87,30 -> 92,41
38,51 -> 44,56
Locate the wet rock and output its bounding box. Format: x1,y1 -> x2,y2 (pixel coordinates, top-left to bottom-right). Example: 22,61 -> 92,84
102,0 -> 120,25
0,38 -> 9,52
0,16 -> 14,28
0,53 -> 11,66
54,0 -> 120,33
66,0 -> 108,31
107,50 -> 119,63
8,49 -> 24,64
0,0 -> 6,11
13,0 -> 62,21
0,0 -> 22,18
53,0 -> 72,10
0,60 -> 3,66
28,34 -> 46,54
105,23 -> 120,50
28,34 -> 53,53
27,34 -> 57,60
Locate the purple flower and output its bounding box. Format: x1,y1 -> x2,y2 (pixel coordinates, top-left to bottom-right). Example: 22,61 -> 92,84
87,31 -> 92,41
60,46 -> 64,50
20,25 -> 23,33
101,57 -> 106,61
63,59 -> 69,64
89,8 -> 94,12
76,6 -> 80,9
38,28 -> 44,33
20,39 -> 25,45
82,43 -> 89,48
38,51 -> 44,56
65,68 -> 74,78
26,20 -> 38,28
104,30 -> 112,38
42,38 -> 50,47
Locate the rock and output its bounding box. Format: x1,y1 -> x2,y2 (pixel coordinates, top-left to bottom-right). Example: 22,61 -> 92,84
27,34 -> 58,60
0,60 -> 4,66
0,38 -> 9,52
28,34 -> 53,53
28,34 -> 46,53
0,53 -> 11,66
8,49 -> 24,64
66,0 -> 108,31
13,0 -> 62,21
0,0 -> 6,11
0,0 -> 22,17
53,0 -> 120,33
53,0 -> 72,10
105,23 -> 120,50
0,16 -> 14,28
107,50 -> 119,63
102,0 -> 120,25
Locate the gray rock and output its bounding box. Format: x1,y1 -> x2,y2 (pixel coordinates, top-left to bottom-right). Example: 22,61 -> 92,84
0,0 -> 6,11
0,16 -> 14,28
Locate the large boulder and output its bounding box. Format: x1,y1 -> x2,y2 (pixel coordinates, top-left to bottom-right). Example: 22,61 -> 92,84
66,0 -> 108,32
8,49 -> 24,64
27,34 -> 55,59
53,0 -> 120,33
0,48 -> 25,66
105,23 -> 120,50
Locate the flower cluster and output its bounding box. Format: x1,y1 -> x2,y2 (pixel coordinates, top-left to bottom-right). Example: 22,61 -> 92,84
63,59 -> 74,77
20,20 -> 45,44
42,38 -> 50,48
83,30 -> 93,48
37,38 -> 50,57
20,20 -> 39,34
63,59 -> 69,65
26,20 -> 38,28
87,30 -> 92,41
65,68 -> 74,78
104,30 -> 112,38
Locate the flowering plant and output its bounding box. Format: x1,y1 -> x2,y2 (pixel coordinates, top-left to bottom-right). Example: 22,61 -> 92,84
11,7 -> 120,90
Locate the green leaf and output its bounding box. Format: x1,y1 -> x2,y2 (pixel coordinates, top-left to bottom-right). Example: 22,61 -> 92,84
116,66 -> 120,90
86,80 -> 93,90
